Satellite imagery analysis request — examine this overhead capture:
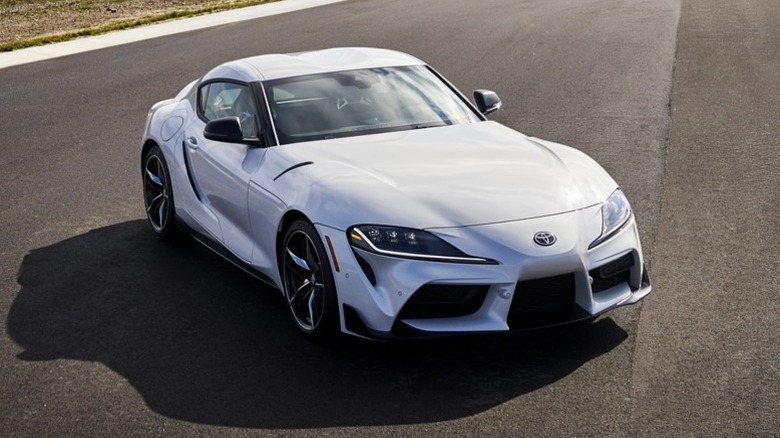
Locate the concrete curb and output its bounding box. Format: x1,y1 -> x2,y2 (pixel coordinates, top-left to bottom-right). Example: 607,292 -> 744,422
0,0 -> 346,70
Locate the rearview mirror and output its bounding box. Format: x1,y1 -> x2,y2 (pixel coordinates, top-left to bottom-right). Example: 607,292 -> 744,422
473,89 -> 502,115
204,117 -> 263,147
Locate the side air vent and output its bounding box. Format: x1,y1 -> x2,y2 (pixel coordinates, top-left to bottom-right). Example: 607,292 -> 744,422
353,253 -> 377,286
589,253 -> 634,293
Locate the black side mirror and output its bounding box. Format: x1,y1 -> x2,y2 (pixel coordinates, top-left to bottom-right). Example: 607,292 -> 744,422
473,89 -> 502,115
204,117 -> 263,147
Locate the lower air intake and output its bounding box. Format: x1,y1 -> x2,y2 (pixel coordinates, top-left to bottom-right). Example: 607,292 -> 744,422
397,284 -> 489,320
589,253 -> 634,293
508,273 -> 576,329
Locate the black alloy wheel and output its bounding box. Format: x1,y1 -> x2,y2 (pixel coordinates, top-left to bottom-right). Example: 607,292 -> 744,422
281,219 -> 339,340
143,145 -> 176,239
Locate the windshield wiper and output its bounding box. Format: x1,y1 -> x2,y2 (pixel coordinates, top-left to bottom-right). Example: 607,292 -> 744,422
412,122 -> 447,130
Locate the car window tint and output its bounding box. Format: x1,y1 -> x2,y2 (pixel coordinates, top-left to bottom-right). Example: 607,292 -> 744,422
264,66 -> 481,144
199,82 -> 259,139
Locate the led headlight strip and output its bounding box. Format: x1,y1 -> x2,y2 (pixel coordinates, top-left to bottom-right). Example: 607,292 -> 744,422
348,226 -> 495,264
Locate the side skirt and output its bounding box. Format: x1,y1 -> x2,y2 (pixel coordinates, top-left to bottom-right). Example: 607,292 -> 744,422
177,216 -> 279,290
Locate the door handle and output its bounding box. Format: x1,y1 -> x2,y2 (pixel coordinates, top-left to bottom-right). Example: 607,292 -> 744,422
185,136 -> 198,149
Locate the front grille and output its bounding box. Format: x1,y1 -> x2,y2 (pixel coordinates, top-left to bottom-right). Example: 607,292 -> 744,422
397,284 -> 489,320
590,253 -> 634,293
508,273 -> 576,329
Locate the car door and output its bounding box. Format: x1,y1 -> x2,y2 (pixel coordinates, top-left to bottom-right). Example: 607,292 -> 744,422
184,80 -> 265,262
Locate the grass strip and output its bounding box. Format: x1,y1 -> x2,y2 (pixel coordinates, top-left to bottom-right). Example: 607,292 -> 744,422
0,0 -> 278,52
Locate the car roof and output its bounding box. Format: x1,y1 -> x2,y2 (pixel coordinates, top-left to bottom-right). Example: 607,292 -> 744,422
201,47 -> 426,83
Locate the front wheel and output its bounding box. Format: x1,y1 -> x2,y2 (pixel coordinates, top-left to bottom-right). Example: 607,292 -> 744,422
142,145 -> 177,239
281,220 -> 340,340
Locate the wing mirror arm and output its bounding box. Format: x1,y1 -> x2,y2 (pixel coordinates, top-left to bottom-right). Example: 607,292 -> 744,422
473,89 -> 502,116
203,117 -> 264,147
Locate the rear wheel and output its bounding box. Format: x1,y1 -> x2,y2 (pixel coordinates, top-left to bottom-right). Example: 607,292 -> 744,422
142,146 -> 177,239
281,220 -> 340,340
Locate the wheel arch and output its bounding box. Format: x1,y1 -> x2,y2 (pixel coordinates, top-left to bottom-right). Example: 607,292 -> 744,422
276,209 -> 311,263
141,139 -> 159,168
276,211 -> 341,339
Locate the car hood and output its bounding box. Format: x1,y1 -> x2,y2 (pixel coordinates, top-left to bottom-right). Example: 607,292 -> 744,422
267,121 -> 617,229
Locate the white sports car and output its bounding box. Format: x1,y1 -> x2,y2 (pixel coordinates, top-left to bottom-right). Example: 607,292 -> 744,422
141,47 -> 651,340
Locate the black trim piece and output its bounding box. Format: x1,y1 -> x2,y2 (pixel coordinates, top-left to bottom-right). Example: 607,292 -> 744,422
387,321 -> 489,339
637,262 -> 651,292
189,227 -> 278,289
181,140 -> 202,201
273,161 -> 314,181
381,305 -> 599,339
250,81 -> 277,147
397,284 -> 489,320
342,305 -> 375,339
353,252 -> 377,286
508,273 -> 577,329
390,321 -> 431,338
588,216 -> 632,250
589,253 -> 634,294
508,304 -> 593,331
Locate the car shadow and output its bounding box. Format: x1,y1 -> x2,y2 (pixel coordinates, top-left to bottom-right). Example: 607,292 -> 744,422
8,220 -> 628,429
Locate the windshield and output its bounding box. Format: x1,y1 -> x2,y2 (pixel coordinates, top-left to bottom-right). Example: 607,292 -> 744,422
264,66 -> 482,144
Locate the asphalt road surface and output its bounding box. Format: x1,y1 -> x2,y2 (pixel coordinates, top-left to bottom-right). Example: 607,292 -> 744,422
1,0 -> 777,436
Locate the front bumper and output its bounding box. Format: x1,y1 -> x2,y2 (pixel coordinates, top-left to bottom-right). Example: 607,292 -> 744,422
316,204 -> 651,340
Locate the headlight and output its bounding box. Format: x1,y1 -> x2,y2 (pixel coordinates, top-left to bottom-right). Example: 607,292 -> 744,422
348,225 -> 495,264
590,189 -> 632,249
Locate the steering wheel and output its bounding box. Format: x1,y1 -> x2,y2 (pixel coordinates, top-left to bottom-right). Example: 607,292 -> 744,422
336,96 -> 373,110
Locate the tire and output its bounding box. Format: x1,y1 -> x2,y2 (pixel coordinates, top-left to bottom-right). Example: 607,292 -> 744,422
280,219 -> 340,340
142,145 -> 177,240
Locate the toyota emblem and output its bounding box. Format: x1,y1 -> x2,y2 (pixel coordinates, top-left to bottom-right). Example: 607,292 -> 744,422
533,231 -> 557,246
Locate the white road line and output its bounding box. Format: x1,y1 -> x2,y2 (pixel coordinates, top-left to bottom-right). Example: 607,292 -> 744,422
0,0 -> 346,70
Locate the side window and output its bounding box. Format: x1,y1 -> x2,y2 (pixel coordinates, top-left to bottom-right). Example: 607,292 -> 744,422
198,82 -> 259,138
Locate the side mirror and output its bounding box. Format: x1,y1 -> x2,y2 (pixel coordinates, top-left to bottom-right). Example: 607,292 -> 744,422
473,89 -> 502,115
204,117 -> 263,147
